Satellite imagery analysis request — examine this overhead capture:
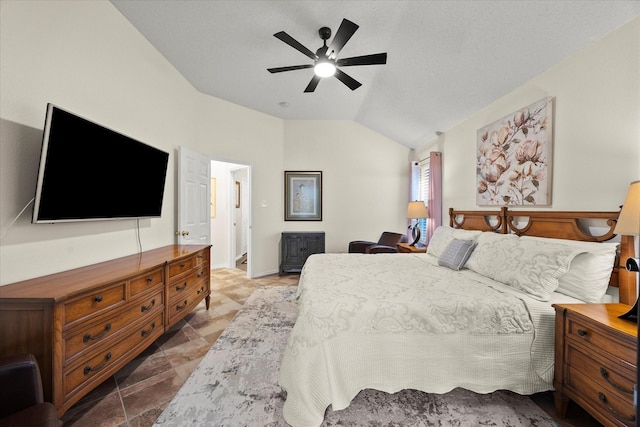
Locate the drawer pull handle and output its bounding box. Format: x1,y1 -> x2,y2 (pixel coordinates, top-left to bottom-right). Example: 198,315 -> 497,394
197,254 -> 203,259
83,323 -> 112,343
179,263 -> 186,268
146,276 -> 154,283
175,282 -> 188,291
94,295 -> 103,303
141,322 -> 156,337
141,299 -> 156,312
598,392 -> 635,422
197,287 -> 205,295
577,329 -> 587,337
600,368 -> 634,395
176,300 -> 188,311
83,352 -> 112,375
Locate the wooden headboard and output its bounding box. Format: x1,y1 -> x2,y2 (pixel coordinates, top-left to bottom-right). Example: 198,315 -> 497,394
449,207 -> 636,305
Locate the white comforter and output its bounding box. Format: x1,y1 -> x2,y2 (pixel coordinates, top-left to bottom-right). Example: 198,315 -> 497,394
279,253 -> 560,427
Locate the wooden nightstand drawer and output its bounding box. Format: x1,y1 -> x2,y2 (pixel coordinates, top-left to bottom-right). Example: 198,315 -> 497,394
567,365 -> 635,426
567,318 -> 636,365
566,344 -> 635,402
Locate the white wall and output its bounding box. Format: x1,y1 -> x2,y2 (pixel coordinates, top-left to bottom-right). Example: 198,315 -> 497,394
283,121 -> 412,253
416,17 -> 640,216
0,1 -> 285,284
0,1 -> 411,285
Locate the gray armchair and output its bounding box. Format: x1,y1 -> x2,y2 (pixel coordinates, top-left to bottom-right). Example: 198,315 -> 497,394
348,231 -> 408,254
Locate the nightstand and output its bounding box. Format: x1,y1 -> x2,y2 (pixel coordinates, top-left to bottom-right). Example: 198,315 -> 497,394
396,242 -> 427,253
553,303 -> 637,427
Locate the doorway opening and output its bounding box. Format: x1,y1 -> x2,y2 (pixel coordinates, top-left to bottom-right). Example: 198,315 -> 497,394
210,160 -> 251,277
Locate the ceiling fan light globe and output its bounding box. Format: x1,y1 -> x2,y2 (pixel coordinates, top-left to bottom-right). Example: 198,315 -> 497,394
314,61 -> 336,77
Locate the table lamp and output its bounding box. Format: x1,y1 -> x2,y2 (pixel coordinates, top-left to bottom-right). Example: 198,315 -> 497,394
614,180 -> 640,321
407,201 -> 428,246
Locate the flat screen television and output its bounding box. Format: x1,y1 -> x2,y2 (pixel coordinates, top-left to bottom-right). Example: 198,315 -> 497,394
32,103 -> 170,223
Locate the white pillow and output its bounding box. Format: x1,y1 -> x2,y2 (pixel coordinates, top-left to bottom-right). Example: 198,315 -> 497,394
465,232 -> 519,273
427,226 -> 482,258
521,236 -> 618,303
467,233 -> 583,301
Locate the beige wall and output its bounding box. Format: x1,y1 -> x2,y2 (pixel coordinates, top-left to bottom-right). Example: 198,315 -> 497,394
0,1 -> 411,284
0,1 -> 286,283
416,17 -> 640,216
283,120 -> 411,253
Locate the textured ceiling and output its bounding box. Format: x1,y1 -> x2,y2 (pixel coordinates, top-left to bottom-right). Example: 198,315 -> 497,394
110,1 -> 639,149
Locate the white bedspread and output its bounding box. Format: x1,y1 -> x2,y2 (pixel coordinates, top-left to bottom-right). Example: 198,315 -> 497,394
279,253 -> 561,427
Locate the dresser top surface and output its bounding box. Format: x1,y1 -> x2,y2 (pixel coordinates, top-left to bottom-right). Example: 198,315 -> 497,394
0,245 -> 210,301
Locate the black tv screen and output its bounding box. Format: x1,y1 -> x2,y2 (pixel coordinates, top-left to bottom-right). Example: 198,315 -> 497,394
33,104 -> 169,223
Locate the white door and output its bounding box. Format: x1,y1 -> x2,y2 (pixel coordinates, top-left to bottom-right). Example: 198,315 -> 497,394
177,146 -> 210,244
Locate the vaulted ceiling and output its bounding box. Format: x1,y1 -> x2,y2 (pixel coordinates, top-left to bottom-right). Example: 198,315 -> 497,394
110,1 -> 639,149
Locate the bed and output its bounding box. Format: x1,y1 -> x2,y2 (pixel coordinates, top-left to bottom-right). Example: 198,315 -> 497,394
279,208 -> 636,427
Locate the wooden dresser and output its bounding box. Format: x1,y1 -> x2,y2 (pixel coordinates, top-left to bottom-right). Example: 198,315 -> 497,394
553,303 -> 637,427
0,244 -> 210,417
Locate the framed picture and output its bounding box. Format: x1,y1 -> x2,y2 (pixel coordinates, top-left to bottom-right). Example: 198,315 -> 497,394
284,171 -> 322,221
476,96 -> 554,206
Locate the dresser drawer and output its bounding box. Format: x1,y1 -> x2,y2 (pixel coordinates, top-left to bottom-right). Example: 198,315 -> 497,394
63,311 -> 164,398
566,344 -> 635,401
63,283 -> 126,327
167,284 -> 208,325
567,364 -> 635,426
130,268 -> 163,297
167,267 -> 208,303
567,317 -> 636,365
167,257 -> 195,279
63,289 -> 164,361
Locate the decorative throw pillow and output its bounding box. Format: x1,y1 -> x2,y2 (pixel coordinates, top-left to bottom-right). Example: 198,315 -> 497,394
427,226 -> 482,258
438,239 -> 477,270
521,236 -> 618,303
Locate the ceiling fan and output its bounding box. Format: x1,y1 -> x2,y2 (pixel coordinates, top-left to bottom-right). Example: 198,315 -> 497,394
267,18 -> 387,93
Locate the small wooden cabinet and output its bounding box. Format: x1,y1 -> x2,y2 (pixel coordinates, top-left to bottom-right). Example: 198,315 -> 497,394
0,244 -> 210,417
397,242 -> 427,253
553,303 -> 637,427
280,232 -> 325,274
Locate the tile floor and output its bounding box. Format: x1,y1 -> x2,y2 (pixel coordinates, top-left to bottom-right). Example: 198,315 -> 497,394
60,267 -> 602,427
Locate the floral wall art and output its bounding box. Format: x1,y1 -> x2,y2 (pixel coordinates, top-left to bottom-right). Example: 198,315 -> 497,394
476,97 -> 554,206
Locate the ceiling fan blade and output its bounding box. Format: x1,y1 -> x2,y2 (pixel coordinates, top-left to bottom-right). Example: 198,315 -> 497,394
327,19 -> 359,59
334,69 -> 362,91
267,64 -> 313,73
337,52 -> 387,67
274,31 -> 317,61
304,75 -> 321,93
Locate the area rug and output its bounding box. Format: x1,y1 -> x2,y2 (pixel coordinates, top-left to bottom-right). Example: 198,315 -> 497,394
154,286 -> 558,427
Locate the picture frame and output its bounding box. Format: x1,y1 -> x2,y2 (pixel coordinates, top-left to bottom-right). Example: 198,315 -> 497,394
284,171 -> 322,221
476,96 -> 554,206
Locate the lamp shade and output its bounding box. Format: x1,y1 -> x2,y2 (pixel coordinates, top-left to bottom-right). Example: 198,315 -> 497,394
407,201 -> 428,219
614,180 -> 640,236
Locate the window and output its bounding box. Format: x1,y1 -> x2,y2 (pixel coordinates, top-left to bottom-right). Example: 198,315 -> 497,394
417,158 -> 430,244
